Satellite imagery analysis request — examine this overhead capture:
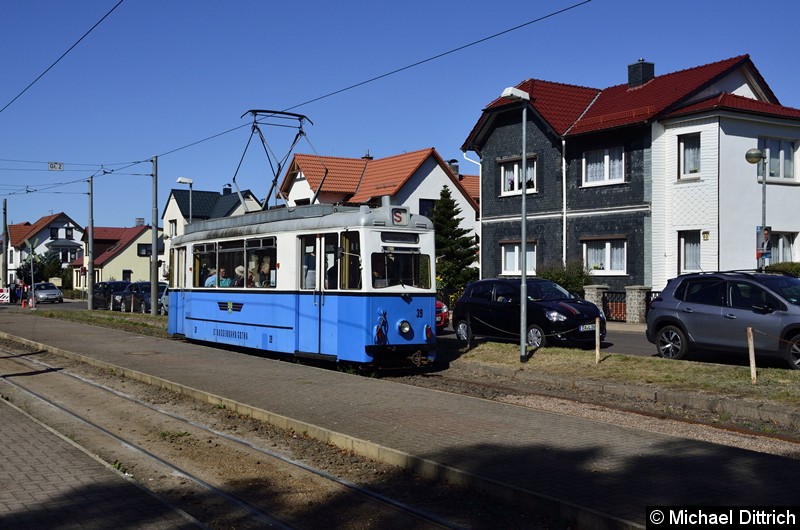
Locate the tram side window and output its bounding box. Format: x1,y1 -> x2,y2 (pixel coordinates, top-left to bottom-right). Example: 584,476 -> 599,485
246,237 -> 277,288
300,235 -> 316,289
217,240 -> 244,288
194,244 -> 216,288
340,232 -> 362,290
323,233 -> 338,289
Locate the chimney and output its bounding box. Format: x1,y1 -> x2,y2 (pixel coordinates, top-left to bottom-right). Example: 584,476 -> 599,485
134,217 -> 144,227
628,58 -> 654,88
447,159 -> 459,176
222,184 -> 232,195
362,149 -> 374,161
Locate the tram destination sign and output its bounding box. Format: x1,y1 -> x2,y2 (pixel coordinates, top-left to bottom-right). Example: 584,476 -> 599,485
381,232 -> 418,244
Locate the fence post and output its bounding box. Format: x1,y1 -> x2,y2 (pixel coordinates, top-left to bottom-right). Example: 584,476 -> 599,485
583,284 -> 608,311
625,285 -> 651,323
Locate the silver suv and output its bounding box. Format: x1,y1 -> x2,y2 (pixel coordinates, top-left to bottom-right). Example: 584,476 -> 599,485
646,271 -> 800,369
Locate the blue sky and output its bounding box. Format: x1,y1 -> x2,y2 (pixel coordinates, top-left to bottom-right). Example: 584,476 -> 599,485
2,0 -> 798,229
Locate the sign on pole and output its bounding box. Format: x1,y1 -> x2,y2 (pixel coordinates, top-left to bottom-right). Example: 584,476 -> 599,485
48,162 -> 64,171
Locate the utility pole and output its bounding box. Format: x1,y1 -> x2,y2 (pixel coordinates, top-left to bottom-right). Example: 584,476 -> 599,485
151,156 -> 158,315
87,175 -> 94,310
2,199 -> 8,291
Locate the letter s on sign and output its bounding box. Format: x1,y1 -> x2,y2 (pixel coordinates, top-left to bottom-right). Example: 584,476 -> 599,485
391,208 -> 408,226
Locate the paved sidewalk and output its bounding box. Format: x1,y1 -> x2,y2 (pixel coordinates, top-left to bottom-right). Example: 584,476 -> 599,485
0,399 -> 196,529
0,308 -> 798,529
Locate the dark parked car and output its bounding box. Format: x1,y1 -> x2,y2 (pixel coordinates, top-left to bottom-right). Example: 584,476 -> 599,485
120,281 -> 168,313
33,282 -> 64,304
92,281 -> 130,310
646,271 -> 800,369
451,278 -> 606,349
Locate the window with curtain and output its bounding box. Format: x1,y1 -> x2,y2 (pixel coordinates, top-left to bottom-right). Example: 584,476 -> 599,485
679,133 -> 701,177
758,137 -> 796,179
679,231 -> 701,272
500,242 -> 536,275
583,239 -> 626,275
499,158 -> 536,195
772,232 -> 795,264
582,147 -> 624,185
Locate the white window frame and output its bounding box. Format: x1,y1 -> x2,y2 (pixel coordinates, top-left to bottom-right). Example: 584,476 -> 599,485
499,158 -> 536,196
581,146 -> 625,186
583,239 -> 627,275
758,137 -> 796,180
678,230 -> 702,273
679,133 -> 701,178
500,242 -> 536,275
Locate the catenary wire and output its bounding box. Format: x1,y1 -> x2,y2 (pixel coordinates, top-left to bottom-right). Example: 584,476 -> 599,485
1,1 -> 591,196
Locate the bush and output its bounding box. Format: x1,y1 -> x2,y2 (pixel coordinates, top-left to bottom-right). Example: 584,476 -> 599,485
536,262 -> 592,297
766,262 -> 800,277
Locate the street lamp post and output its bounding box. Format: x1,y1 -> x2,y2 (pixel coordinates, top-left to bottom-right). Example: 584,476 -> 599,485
176,177 -> 193,224
501,86 -> 531,363
745,148 -> 767,271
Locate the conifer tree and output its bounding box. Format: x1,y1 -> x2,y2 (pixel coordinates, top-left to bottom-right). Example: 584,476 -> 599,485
431,186 -> 478,291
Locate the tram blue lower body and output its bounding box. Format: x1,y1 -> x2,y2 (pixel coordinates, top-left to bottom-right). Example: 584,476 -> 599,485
167,290 -> 436,364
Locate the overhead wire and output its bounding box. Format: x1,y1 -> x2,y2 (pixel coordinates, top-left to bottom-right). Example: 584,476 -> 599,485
0,0 -> 126,116
2,1 -> 592,199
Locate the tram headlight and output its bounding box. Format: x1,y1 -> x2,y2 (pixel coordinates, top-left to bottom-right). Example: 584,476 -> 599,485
398,320 -> 411,335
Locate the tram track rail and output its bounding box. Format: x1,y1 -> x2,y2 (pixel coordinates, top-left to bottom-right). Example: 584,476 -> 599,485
0,349 -> 463,530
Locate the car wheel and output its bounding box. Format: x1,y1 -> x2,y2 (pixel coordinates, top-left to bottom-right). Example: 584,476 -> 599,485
656,325 -> 688,360
454,318 -> 472,349
785,334 -> 800,370
526,325 -> 546,349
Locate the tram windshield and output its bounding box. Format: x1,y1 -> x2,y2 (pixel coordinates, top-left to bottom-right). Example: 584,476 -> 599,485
370,252 -> 430,289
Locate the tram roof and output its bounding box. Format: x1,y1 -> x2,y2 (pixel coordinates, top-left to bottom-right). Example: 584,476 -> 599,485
170,200 -> 432,246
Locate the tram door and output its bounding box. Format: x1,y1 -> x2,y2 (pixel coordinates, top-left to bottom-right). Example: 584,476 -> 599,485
297,233 -> 340,357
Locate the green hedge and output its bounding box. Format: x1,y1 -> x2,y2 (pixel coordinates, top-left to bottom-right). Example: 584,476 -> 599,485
766,262 -> 800,277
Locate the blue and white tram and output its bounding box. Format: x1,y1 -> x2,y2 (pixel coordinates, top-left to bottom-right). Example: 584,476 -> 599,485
166,197 -> 437,367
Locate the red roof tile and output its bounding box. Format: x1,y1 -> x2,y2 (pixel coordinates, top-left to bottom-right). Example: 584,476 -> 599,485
567,55 -> 753,135
664,92 -> 800,120
488,79 -> 600,135
456,174 -> 479,202
9,213 -> 65,247
349,148 -> 435,203
464,54 -> 784,150
85,225 -> 150,267
286,154 -> 368,194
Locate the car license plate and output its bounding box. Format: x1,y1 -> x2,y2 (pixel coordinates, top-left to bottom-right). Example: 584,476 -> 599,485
580,323 -> 596,332
436,316 -> 442,323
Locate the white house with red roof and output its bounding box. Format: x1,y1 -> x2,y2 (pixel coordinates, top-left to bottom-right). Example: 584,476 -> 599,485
5,212 -> 84,285
278,147 -> 479,242
463,55 -> 800,292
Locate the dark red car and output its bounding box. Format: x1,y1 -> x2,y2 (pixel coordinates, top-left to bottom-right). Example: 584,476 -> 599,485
436,300 -> 450,333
